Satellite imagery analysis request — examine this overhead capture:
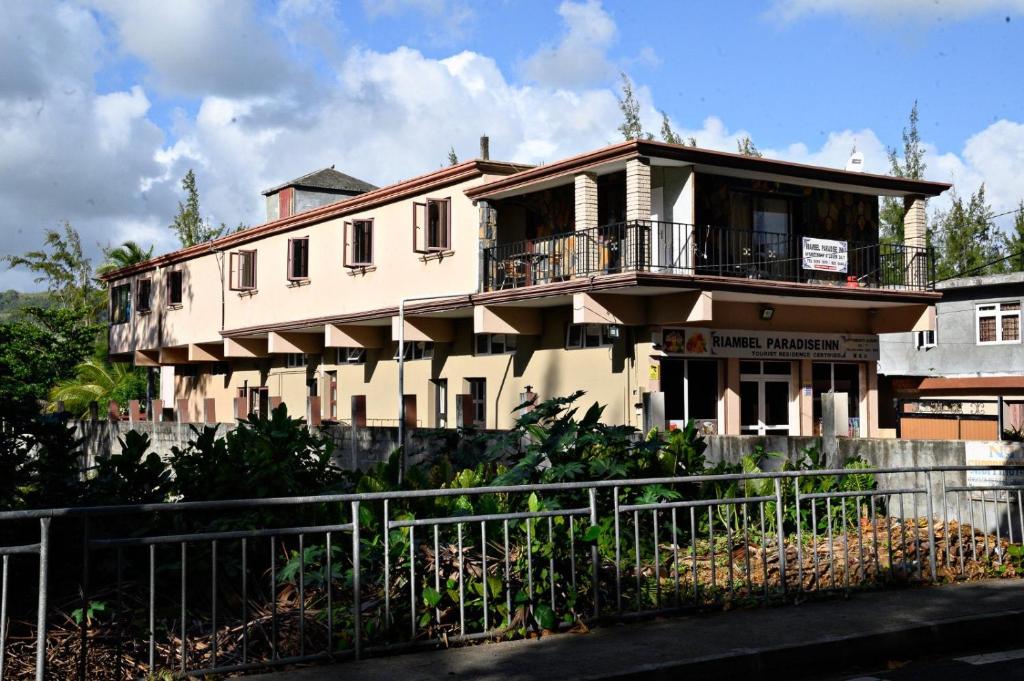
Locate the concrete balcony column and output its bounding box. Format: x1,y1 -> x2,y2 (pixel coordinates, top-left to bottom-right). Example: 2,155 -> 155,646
574,172 -> 598,275
903,194 -> 928,288
625,157 -> 651,270
574,172 -> 598,230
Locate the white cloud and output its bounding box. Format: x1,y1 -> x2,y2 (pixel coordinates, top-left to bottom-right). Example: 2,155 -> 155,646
88,0 -> 298,97
4,0 -> 1024,294
770,0 -> 1024,23
521,0 -> 618,87
360,0 -> 476,46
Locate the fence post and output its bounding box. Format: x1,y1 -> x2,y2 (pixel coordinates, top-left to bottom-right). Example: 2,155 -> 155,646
589,487 -> 599,618
351,501 -> 362,660
925,471 -> 937,583
773,478 -> 787,594
1,554 -> 8,680
36,518 -> 50,681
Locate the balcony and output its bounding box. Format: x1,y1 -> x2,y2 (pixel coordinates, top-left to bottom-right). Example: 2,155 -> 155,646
481,221 -> 934,293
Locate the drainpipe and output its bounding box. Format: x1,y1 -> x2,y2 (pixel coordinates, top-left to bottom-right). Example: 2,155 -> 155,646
398,290 -> 476,484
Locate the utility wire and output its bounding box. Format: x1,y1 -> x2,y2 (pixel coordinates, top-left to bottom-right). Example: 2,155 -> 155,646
934,249 -> 1024,283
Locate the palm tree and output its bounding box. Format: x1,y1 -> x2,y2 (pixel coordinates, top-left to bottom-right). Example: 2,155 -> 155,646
96,241 -> 154,277
48,358 -> 147,417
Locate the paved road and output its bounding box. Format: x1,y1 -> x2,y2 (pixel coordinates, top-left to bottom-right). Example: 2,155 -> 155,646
831,647 -> 1024,680
250,580 -> 1024,681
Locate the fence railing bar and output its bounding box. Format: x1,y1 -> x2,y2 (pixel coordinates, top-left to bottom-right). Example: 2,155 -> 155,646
5,466 -> 1024,521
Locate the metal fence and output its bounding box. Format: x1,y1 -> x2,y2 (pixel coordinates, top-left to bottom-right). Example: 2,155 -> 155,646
1,465 -> 1022,679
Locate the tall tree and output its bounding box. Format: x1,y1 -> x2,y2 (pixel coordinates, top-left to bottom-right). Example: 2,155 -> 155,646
447,146 -> 459,166
932,185 -> 1002,280
659,112 -> 697,146
617,73 -> 652,141
0,306 -> 100,418
96,240 -> 154,277
880,102 -> 926,243
660,111 -> 682,144
48,357 -> 147,417
169,169 -> 223,248
1002,201 -> 1024,272
2,222 -> 103,321
736,136 -> 763,157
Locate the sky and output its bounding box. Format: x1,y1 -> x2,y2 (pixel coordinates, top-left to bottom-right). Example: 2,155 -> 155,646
2,0 -> 1023,290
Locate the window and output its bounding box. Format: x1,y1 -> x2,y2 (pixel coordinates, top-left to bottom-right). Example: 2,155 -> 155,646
468,378 -> 486,427
288,238 -> 309,280
475,333 -> 518,355
136,279 -> 152,313
167,270 -> 183,306
344,219 -> 373,267
110,283 -> 131,324
336,347 -> 366,364
434,379 -> 448,428
914,329 -> 936,349
661,359 -> 719,432
413,198 -> 451,252
230,250 -> 257,290
427,198 -> 450,251
286,353 -> 308,368
394,341 -> 434,361
977,302 -> 1021,344
565,323 -> 615,349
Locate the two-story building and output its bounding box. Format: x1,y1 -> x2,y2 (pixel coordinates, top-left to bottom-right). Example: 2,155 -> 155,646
879,271 -> 1024,439
103,138 -> 949,436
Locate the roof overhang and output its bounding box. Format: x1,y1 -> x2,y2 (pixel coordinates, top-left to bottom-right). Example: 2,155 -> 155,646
465,140 -> 951,201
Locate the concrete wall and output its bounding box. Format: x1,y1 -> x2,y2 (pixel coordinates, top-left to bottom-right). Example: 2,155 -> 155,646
880,277 -> 1024,378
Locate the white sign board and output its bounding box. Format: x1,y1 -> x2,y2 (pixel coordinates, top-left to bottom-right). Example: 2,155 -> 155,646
965,441 -> 1024,487
802,237 -> 848,273
659,328 -> 879,361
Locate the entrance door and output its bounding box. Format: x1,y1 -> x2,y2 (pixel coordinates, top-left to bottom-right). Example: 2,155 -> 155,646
740,361 -> 791,435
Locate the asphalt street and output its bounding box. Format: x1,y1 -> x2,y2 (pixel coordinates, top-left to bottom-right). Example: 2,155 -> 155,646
830,647 -> 1024,680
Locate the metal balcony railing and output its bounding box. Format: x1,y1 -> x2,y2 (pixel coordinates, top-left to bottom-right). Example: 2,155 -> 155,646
481,221 -> 935,293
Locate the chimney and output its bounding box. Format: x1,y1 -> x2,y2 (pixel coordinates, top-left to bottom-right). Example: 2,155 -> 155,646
479,135 -> 490,161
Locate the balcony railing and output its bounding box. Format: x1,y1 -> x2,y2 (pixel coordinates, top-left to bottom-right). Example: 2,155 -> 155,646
481,221 -> 934,293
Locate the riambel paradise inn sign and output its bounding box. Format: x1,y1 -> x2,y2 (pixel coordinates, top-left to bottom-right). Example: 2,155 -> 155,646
659,327 -> 879,361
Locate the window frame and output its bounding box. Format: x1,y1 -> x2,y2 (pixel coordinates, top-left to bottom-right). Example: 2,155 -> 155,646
287,237 -> 310,281
110,283 -> 131,324
285,353 -> 308,368
467,378 -> 486,427
344,219 -> 374,268
976,301 -> 1021,345
166,269 -> 184,307
413,198 -> 452,253
914,329 -> 936,349
475,333 -> 518,356
230,249 -> 258,291
393,341 -> 434,361
135,278 -> 152,313
336,347 -> 366,364
565,323 -> 615,349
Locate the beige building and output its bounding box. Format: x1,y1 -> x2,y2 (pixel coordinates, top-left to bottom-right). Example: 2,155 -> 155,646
102,139 -> 950,437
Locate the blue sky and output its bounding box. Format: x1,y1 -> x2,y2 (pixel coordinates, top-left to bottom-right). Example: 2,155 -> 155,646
2,0 -> 1023,290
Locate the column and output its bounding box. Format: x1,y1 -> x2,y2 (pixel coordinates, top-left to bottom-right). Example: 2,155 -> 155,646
903,195 -> 928,288
574,172 -> 598,276
625,157 -> 651,270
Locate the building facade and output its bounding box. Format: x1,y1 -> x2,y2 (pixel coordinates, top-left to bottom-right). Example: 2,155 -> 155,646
103,140 -> 949,436
879,272 -> 1024,438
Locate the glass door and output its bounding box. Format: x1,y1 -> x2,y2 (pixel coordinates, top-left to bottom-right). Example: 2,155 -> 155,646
740,361 -> 791,435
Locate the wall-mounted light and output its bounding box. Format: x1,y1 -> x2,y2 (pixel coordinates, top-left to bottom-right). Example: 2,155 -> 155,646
760,305 -> 775,321
607,324 -> 621,339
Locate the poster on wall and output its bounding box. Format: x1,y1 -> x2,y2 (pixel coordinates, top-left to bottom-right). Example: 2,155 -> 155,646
802,237 -> 848,273
965,441 -> 1024,487
659,328 -> 879,361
